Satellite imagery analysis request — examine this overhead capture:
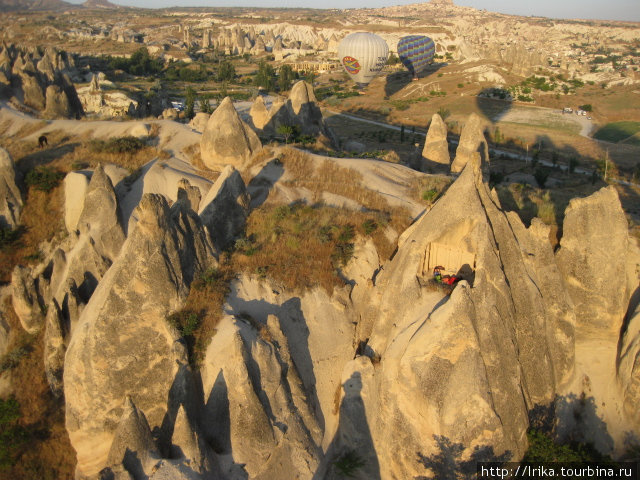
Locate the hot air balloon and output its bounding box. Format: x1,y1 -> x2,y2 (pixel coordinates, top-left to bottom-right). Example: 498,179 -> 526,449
397,35 -> 436,80
338,32 -> 389,89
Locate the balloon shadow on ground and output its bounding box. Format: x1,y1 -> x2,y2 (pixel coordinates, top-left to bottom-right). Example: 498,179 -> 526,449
384,62 -> 448,98
476,88 -> 513,122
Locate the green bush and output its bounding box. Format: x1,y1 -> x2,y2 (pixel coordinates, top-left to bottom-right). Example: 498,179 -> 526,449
89,136 -> 146,154
361,219 -> 378,235
25,166 -> 64,192
0,397 -> 27,468
422,188 -> 439,203
167,311 -> 200,338
0,227 -> 21,249
195,267 -> 225,289
333,450 -> 364,477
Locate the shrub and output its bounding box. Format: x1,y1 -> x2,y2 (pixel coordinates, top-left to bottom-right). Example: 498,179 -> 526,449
89,136 -> 146,154
333,450 -> 365,477
0,397 -> 27,468
361,219 -> 378,235
422,188 -> 439,203
0,227 -> 21,249
25,166 -> 64,192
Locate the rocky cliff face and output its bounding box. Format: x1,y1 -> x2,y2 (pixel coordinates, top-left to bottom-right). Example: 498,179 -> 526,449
3,118 -> 639,479
64,193 -> 216,478
0,43 -> 82,118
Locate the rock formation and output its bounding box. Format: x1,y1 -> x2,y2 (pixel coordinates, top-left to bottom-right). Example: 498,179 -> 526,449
450,112 -> 489,173
200,96 -> 262,170
259,81 -> 336,146
198,165 -> 250,251
421,113 -> 450,170
64,194 -> 216,478
0,147 -> 22,229
0,44 -> 82,118
249,95 -> 269,130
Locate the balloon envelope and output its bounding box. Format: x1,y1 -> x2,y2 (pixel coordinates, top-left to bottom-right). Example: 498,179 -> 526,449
397,35 -> 436,77
338,33 -> 389,88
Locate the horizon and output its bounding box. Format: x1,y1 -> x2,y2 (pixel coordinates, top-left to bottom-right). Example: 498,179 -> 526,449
62,0 -> 640,22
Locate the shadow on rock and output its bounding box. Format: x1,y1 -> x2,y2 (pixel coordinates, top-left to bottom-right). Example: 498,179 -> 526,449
416,435 -> 512,480
315,372 -> 380,480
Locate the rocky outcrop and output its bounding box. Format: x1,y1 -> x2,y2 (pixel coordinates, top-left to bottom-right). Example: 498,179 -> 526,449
188,112 -> 209,132
200,96 -> 262,170
64,194 -> 216,478
0,147 -> 22,229
450,113 -> 489,173
76,165 -> 125,263
421,113 -> 450,170
198,165 -> 249,251
201,313 -> 323,478
43,84 -> 71,119
105,396 -> 161,479
63,171 -> 89,233
260,81 -> 336,145
11,265 -> 45,334
249,95 -> 269,130
0,44 -> 82,118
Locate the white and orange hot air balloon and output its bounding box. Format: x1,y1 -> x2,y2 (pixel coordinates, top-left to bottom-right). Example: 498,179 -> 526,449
338,32 -> 389,89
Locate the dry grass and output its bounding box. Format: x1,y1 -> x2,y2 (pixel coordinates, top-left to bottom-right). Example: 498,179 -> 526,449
230,202 -> 400,293
0,298 -> 76,480
167,263 -> 235,367
409,175 -> 453,206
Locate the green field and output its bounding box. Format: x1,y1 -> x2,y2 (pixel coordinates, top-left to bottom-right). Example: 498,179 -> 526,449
593,121 -> 640,143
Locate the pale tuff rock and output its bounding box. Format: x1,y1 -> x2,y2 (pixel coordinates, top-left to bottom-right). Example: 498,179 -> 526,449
44,84 -> 71,119
63,171 -> 89,233
64,193 -> 215,478
43,299 -> 66,397
506,216 -> 576,390
619,302 -> 640,429
450,113 -> 489,173
555,187 -> 640,449
188,112 -> 210,132
421,113 -> 450,169
11,265 -> 44,334
261,82 -> 335,145
177,178 -> 202,213
200,96 -> 262,170
362,158 -> 571,475
223,275 -> 355,451
0,147 -> 22,229
17,71 -> 46,110
248,95 -> 269,130
170,405 -> 219,476
201,314 -> 321,479
106,396 -> 161,479
198,165 -> 249,251
76,165 -> 125,263
556,186 -> 636,339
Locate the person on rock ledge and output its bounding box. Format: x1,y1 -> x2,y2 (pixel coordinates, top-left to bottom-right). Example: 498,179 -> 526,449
433,265 -> 461,286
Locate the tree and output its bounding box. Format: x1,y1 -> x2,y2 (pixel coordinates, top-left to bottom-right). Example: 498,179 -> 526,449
185,86 -> 196,120
255,60 -> 276,91
199,96 -> 213,114
278,64 -> 296,91
579,104 -> 593,112
387,52 -> 400,65
277,124 -> 298,144
217,61 -> 235,82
